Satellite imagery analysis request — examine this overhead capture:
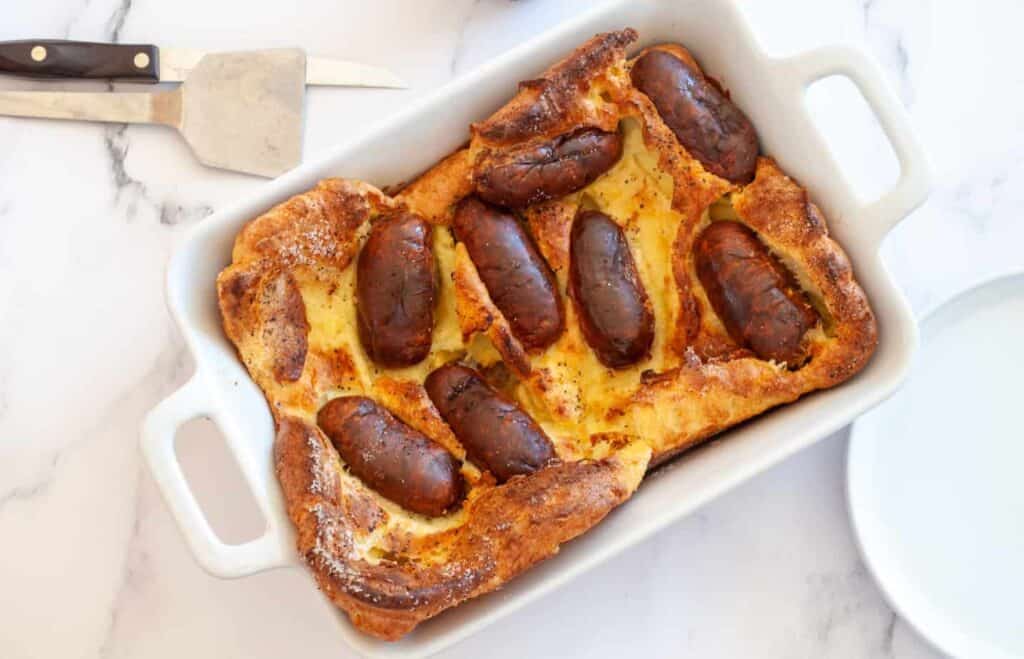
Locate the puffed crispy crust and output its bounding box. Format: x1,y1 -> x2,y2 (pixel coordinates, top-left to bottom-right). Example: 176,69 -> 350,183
217,29 -> 875,640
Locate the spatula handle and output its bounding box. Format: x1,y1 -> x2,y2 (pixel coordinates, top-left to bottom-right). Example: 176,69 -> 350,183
0,40 -> 160,83
0,90 -> 180,126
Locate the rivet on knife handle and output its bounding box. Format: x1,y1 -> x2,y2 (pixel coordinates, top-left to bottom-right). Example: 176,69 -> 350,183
0,40 -> 160,83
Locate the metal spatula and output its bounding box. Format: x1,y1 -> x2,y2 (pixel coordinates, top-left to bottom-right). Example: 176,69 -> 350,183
0,49 -> 307,177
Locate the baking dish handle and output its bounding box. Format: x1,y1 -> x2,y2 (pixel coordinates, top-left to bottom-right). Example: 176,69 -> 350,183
777,45 -> 931,247
141,374 -> 294,577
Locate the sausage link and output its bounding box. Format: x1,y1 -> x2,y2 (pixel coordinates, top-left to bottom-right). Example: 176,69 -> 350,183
631,49 -> 758,183
424,363 -> 555,483
569,210 -> 655,368
694,221 -> 819,364
356,212 -> 436,367
317,396 -> 464,516
475,128 -> 623,208
453,197 -> 564,350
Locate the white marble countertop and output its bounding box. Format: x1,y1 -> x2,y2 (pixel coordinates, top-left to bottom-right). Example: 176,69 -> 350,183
1,1 -> 1018,657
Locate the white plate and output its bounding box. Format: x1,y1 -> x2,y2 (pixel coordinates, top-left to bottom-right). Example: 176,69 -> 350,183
141,0 -> 930,655
848,272 -> 1024,659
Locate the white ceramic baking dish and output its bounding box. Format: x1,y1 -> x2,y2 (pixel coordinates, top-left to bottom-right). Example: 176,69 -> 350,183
141,0 -> 930,655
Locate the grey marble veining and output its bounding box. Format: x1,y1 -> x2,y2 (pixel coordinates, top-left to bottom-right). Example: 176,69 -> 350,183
861,0 -> 916,105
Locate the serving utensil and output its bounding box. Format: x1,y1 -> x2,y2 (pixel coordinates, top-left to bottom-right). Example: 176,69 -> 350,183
0,49 -> 396,177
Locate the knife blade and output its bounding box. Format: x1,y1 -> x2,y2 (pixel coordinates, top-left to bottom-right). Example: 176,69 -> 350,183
0,39 -> 406,88
159,47 -> 406,87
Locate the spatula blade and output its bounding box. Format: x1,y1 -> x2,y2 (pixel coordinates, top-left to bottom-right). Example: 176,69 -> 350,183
178,49 -> 304,177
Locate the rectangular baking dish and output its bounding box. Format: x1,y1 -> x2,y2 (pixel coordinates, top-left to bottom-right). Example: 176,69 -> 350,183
141,0 -> 929,656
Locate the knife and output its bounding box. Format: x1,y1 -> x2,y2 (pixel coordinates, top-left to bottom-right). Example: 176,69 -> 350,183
0,39 -> 406,88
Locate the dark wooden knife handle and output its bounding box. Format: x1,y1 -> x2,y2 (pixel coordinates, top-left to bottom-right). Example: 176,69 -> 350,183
0,40 -> 160,83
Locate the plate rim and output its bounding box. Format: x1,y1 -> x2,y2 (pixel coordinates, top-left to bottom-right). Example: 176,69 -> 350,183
847,269 -> 1024,659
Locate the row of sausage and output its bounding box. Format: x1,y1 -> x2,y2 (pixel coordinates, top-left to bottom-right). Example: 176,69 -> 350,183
359,197 -> 817,370
318,363 -> 554,517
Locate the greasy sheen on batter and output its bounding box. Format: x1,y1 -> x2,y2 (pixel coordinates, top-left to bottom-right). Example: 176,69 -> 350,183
217,28 -> 876,641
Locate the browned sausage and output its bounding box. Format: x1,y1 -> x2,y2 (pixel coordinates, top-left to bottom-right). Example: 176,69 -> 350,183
356,212 -> 436,368
631,49 -> 758,183
317,396 -> 463,516
424,363 -> 555,483
694,221 -> 819,364
475,128 -> 623,208
569,210 -> 654,368
453,197 -> 564,350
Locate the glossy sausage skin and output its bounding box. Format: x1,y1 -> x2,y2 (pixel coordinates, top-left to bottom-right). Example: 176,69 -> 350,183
569,210 -> 655,368
475,128 -> 623,208
694,221 -> 818,364
631,49 -> 758,183
356,212 -> 436,368
317,396 -> 464,517
424,363 -> 555,483
453,197 -> 564,350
